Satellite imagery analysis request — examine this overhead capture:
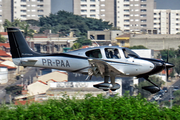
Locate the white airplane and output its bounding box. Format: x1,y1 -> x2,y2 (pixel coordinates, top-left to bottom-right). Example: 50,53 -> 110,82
7,27 -> 174,93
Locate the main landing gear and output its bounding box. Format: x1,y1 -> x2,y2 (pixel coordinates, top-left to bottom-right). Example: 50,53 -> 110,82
142,76 -> 160,94
93,76 -> 120,91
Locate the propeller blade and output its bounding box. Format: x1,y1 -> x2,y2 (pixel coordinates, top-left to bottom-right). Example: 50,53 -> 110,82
166,67 -> 169,82
167,50 -> 169,63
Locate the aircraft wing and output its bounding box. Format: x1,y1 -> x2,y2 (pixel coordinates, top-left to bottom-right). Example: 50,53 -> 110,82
88,59 -> 125,77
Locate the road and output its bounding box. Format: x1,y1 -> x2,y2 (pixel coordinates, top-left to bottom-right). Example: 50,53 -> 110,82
162,79 -> 180,101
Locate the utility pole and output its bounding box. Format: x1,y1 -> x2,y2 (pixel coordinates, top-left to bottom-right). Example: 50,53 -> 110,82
170,86 -> 173,108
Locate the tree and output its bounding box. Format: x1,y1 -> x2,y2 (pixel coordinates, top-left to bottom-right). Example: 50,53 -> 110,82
3,19 -> 35,39
20,24 -> 35,39
3,19 -> 12,31
71,43 -> 82,50
71,37 -> 92,50
129,45 -> 147,49
5,85 -> 23,96
39,11 -> 113,37
0,34 -> 6,43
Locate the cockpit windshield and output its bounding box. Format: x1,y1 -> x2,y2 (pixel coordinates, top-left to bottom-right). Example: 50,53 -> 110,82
122,48 -> 139,58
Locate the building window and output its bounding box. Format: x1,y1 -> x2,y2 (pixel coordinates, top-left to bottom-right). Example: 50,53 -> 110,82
81,9 -> 87,12
124,19 -> 130,22
81,0 -> 87,1
81,4 -> 87,7
90,0 -> 96,2
90,4 -> 95,7
141,0 -> 146,1
37,5 -> 43,7
124,25 -> 129,27
90,14 -> 96,17
90,9 -> 96,12
38,15 -> 43,17
124,4 -> 129,7
21,0 -> 26,2
140,9 -> 146,12
37,0 -> 43,2
141,24 -> 147,27
37,9 -> 43,12
121,41 -> 125,46
21,15 -> 26,17
81,15 -> 87,17
124,0 -> 129,1
141,19 -> 146,22
124,9 -> 129,12
124,30 -> 130,32
21,10 -> 26,12
21,5 -> 26,7
124,14 -> 129,17
141,4 -> 146,7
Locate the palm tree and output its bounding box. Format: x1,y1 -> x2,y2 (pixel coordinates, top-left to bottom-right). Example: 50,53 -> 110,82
20,24 -> 35,39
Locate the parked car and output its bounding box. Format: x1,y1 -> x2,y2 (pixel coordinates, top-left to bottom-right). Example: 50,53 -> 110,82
152,94 -> 160,101
158,90 -> 165,97
162,87 -> 168,93
173,86 -> 179,92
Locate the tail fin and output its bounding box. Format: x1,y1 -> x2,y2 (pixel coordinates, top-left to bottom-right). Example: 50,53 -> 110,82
7,27 -> 41,58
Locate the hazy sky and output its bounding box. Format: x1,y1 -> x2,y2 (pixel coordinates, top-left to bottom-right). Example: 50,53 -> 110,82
51,0 -> 73,14
155,0 -> 180,9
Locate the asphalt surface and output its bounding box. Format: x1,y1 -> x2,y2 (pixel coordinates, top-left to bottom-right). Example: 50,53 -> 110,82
162,79 -> 180,101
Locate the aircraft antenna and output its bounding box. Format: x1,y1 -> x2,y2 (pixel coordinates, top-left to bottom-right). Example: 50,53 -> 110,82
90,36 -> 100,47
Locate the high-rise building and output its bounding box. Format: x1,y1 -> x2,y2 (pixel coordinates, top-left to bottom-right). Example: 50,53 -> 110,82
13,0 -> 51,21
0,0 -> 12,24
73,0 -> 115,26
73,0 -> 155,32
0,0 -> 51,24
116,0 -> 154,33
153,9 -> 180,34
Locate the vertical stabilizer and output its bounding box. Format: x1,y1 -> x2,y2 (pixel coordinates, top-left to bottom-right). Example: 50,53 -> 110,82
7,27 -> 41,58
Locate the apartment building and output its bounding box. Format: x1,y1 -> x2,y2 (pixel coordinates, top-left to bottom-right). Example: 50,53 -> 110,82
117,0 -> 154,33
0,0 -> 12,24
154,9 -> 180,34
0,0 -> 51,24
73,0 -> 115,26
13,0 -> 51,21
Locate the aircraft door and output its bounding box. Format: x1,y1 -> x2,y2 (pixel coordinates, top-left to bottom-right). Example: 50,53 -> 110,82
122,48 -> 141,75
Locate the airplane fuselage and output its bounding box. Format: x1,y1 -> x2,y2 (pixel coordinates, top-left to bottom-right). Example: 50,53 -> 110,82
12,46 -> 162,78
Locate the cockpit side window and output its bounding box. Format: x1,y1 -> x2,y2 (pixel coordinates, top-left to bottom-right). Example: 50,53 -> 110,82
105,48 -> 121,59
86,49 -> 102,58
122,48 -> 139,58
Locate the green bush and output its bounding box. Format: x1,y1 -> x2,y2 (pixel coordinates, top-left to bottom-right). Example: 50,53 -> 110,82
0,94 -> 180,120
